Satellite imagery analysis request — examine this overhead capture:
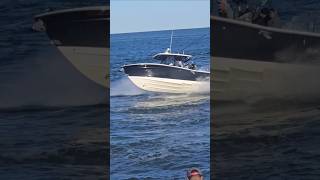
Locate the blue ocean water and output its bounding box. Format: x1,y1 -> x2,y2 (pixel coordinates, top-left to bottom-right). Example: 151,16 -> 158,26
0,1 -> 108,179
110,28 -> 210,179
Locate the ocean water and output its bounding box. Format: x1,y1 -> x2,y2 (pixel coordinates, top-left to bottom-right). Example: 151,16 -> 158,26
214,100 -> 320,179
212,1 -> 320,179
0,0 -> 108,179
110,28 -> 210,179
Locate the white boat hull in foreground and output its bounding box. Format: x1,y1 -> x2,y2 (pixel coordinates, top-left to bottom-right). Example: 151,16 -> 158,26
33,6 -> 109,88
58,46 -> 109,87
128,76 -> 209,94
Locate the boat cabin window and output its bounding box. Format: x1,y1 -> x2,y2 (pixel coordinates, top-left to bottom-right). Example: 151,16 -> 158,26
160,57 -> 187,67
160,56 -> 176,66
153,53 -> 193,68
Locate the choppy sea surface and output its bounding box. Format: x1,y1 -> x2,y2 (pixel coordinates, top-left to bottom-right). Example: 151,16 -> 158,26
110,28 -> 210,179
213,1 -> 320,179
0,1 -> 108,179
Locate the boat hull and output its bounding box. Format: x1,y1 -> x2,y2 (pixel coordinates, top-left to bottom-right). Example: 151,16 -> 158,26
34,6 -> 109,87
212,16 -> 320,63
57,46 -> 108,87
123,64 -> 209,81
211,16 -> 320,101
123,64 -> 210,93
128,76 -> 209,94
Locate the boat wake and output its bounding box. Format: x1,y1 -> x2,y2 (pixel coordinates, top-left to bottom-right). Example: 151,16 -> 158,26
133,94 -> 209,109
110,77 -> 145,97
193,78 -> 210,94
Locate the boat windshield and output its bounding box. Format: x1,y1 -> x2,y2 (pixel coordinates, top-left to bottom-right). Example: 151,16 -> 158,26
157,55 -> 197,70
160,56 -> 176,65
153,53 -> 192,68
154,53 -> 191,62
152,50 -> 195,68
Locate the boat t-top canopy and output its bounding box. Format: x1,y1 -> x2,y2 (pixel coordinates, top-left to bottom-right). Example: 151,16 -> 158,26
153,49 -> 192,62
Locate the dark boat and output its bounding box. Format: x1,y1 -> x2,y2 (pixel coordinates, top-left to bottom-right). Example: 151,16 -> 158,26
123,48 -> 210,93
33,6 -> 109,87
211,0 -> 320,100
212,16 -> 320,63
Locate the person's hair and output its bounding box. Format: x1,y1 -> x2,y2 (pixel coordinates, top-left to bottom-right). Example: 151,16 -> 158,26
187,168 -> 202,179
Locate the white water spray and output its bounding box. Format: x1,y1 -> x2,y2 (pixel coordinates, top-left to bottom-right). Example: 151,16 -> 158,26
110,77 -> 145,96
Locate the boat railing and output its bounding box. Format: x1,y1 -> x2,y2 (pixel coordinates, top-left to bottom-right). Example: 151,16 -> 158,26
215,0 -> 320,33
281,11 -> 320,33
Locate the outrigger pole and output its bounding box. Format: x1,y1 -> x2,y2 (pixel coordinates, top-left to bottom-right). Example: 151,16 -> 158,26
169,30 -> 173,52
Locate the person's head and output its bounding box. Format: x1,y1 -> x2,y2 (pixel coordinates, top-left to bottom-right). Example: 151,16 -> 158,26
186,168 -> 203,180
269,8 -> 277,17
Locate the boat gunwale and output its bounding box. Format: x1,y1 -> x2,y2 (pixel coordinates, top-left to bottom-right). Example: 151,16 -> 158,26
34,6 -> 109,19
122,63 -> 210,74
211,15 -> 320,38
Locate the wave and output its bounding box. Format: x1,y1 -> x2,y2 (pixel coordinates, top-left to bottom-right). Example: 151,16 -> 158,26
0,103 -> 108,113
0,144 -> 108,166
132,94 -> 209,109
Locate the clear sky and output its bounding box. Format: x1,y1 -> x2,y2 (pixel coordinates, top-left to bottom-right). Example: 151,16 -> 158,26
110,0 -> 210,34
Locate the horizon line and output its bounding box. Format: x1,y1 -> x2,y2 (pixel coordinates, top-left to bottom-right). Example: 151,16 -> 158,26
110,26 -> 209,35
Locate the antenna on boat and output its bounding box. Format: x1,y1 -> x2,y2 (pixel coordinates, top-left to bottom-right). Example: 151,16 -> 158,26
169,30 -> 173,53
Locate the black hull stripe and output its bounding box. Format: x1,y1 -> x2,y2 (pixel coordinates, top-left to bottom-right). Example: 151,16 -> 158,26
211,16 -> 320,63
123,64 -> 209,81
36,7 -> 109,48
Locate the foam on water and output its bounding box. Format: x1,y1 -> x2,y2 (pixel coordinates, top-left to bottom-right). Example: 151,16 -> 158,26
110,77 -> 144,97
133,94 -> 209,109
193,79 -> 210,95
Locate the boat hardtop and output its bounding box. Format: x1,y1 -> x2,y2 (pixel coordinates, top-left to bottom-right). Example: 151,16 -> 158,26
152,48 -> 197,69
153,48 -> 192,62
